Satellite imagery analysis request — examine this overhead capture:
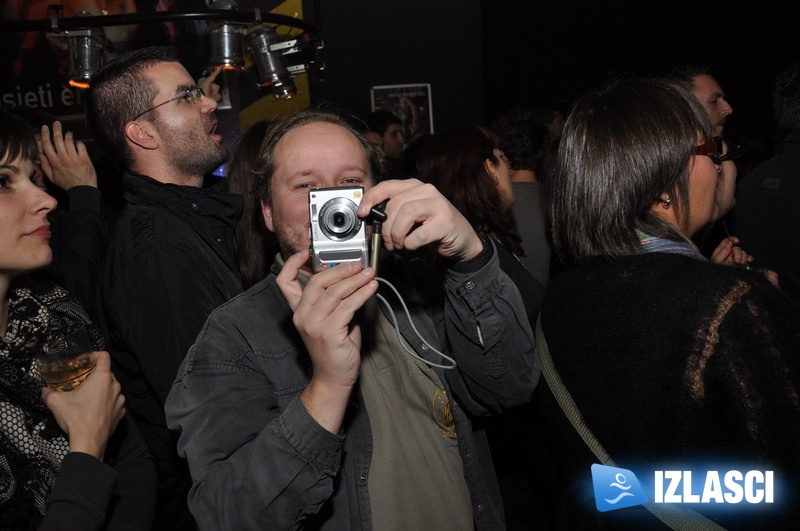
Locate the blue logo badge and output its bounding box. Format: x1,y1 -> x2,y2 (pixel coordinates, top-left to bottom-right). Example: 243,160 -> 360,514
591,464 -> 649,512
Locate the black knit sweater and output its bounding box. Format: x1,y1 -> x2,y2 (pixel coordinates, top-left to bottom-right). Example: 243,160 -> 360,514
535,252 -> 800,531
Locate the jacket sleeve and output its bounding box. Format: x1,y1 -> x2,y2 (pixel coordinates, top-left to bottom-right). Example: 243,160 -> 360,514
442,238 -> 540,415
39,452 -> 116,531
105,238 -> 237,403
39,415 -> 156,531
165,314 -> 345,530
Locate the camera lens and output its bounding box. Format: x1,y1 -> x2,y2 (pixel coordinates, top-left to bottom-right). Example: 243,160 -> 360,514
318,197 -> 361,241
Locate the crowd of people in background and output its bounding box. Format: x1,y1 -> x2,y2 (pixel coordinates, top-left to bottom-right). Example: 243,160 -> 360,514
1,43 -> 800,531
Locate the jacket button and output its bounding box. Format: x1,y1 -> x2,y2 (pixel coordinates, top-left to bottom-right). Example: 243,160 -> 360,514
191,202 -> 199,210
359,474 -> 367,482
464,281 -> 475,291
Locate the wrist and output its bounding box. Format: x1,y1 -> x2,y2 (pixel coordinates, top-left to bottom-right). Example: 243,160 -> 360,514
68,436 -> 106,461
301,378 -> 353,434
450,231 -> 493,273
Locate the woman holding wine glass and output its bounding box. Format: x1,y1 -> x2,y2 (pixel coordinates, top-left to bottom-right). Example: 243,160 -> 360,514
0,109 -> 155,530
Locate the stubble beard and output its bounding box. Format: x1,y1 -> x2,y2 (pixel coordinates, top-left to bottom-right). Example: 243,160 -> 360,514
272,217 -> 313,270
158,115 -> 229,178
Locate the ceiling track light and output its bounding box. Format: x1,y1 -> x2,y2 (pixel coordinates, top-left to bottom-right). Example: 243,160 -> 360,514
6,7 -> 321,96
244,23 -> 296,100
208,0 -> 246,71
47,11 -> 108,90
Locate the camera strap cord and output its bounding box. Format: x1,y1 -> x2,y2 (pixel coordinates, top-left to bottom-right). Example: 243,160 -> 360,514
367,200 -> 455,369
374,277 -> 456,370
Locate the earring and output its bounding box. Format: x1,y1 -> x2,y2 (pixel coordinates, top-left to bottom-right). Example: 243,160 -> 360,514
660,196 -> 671,209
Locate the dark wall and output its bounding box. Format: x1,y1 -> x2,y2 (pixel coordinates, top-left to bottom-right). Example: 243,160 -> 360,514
304,0 -> 484,132
481,1 -> 796,140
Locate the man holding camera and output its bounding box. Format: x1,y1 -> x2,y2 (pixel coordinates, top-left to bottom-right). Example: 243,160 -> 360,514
165,108 -> 539,530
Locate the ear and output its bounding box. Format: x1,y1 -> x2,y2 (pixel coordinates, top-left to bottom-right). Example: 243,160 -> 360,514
484,158 -> 496,177
124,120 -> 158,151
260,198 -> 275,232
484,158 -> 500,184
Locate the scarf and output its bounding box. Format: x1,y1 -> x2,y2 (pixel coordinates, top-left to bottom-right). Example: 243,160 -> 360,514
637,231 -> 708,261
0,276 -> 104,520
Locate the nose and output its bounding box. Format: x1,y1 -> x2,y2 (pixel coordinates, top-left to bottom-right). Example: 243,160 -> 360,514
721,99 -> 733,117
199,92 -> 218,114
33,184 -> 57,214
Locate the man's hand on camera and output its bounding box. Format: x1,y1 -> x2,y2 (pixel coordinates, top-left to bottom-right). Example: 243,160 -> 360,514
358,178 -> 484,262
276,249 -> 378,434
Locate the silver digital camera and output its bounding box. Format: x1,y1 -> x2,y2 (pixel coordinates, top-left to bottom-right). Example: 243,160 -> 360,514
309,186 -> 369,273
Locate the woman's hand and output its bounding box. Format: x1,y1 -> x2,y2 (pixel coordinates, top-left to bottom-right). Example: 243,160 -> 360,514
41,351 -> 125,460
710,236 -> 753,267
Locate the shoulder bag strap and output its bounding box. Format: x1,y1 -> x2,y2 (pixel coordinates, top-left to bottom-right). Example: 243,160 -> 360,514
535,315 -> 726,531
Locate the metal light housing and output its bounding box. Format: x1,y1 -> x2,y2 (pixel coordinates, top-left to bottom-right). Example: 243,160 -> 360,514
244,23 -> 296,99
208,0 -> 246,71
65,12 -> 107,89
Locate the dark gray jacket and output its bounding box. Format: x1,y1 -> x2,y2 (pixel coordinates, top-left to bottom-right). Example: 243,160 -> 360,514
166,241 -> 539,530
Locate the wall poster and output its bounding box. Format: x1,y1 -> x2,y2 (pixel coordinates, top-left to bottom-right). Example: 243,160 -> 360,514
370,83 -> 433,142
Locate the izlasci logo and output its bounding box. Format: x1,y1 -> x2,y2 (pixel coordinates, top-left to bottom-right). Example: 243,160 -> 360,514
591,464 -> 649,512
591,464 -> 775,513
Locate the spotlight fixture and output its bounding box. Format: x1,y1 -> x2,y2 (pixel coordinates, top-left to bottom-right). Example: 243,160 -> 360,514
12,7 -> 321,96
208,0 -> 246,71
244,23 -> 296,99
47,11 -> 108,89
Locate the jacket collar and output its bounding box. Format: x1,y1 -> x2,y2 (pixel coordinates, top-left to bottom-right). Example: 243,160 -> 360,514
122,171 -> 243,229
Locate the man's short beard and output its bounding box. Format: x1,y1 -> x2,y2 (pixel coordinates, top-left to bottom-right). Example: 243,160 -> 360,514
171,143 -> 228,177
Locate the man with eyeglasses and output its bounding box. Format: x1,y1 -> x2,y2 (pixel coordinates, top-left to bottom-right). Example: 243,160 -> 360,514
86,45 -> 242,531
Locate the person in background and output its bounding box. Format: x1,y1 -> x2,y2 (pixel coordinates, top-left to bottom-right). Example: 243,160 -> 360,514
530,103 -> 565,140
414,124 -> 544,322
736,60 -> 800,306
365,108 -> 409,180
669,63 -> 734,137
414,123 -> 544,530
538,76 -> 800,530
225,119 -> 278,289
165,108 -> 538,530
666,64 -> 760,266
0,108 -> 156,530
86,45 -> 242,530
362,128 -> 387,179
490,108 -> 553,288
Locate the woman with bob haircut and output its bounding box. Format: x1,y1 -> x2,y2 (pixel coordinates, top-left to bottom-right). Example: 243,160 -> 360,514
536,77 -> 800,530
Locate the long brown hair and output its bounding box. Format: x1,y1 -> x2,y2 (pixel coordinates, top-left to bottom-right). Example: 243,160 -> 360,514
415,125 -> 523,255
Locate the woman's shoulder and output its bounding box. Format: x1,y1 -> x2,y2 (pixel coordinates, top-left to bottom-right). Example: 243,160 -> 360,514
11,275 -> 104,349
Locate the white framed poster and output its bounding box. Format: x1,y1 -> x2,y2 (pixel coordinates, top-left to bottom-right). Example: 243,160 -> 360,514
370,83 -> 433,141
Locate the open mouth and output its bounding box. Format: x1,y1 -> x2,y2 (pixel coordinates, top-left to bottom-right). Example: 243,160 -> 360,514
209,121 -> 222,142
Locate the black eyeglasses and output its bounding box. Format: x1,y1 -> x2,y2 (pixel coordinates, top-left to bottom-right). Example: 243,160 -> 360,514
695,137 -> 742,165
131,86 -> 205,121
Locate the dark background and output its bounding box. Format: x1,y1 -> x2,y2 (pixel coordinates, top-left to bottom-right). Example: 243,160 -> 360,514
2,0 -> 795,151
305,0 -> 795,148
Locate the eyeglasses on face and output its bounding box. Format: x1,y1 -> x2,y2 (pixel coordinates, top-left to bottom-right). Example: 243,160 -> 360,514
694,137 -> 742,165
131,86 -> 205,121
